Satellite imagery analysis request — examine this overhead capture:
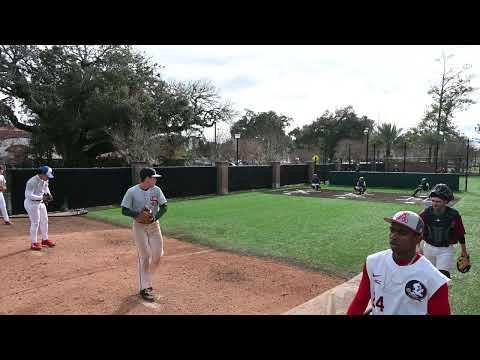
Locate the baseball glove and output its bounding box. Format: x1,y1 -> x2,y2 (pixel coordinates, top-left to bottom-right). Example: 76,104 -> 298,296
136,208 -> 154,224
42,193 -> 53,204
457,255 -> 471,273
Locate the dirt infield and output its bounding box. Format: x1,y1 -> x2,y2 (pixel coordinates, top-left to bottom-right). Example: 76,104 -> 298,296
0,217 -> 343,315
272,187 -> 461,206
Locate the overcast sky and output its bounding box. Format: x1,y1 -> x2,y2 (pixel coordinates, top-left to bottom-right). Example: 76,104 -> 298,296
135,45 -> 480,145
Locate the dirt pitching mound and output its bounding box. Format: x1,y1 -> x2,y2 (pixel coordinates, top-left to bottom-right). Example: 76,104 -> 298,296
0,217 -> 343,315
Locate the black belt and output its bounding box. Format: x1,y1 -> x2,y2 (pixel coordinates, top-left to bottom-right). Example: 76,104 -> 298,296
425,240 -> 450,248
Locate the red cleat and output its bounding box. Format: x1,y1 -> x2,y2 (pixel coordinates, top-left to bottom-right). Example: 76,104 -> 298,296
41,240 -> 56,247
31,243 -> 42,251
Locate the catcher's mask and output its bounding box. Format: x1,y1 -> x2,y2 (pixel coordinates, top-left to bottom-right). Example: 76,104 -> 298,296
429,183 -> 453,202
457,255 -> 471,273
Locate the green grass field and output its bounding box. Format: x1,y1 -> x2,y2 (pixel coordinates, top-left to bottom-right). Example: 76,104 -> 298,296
87,176 -> 479,314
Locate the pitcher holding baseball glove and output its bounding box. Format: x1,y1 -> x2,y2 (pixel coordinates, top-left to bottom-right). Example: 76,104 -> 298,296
121,167 -> 168,302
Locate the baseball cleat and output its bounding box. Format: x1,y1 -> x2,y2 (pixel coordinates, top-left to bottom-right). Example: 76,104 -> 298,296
41,239 -> 56,247
140,288 -> 156,302
4,221 -> 12,225
31,243 -> 42,251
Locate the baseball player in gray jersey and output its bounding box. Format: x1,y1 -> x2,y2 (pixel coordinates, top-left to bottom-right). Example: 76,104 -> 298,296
24,166 -> 55,250
121,167 -> 168,302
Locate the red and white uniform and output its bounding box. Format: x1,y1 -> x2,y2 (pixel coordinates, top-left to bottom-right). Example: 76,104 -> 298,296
348,249 -> 450,315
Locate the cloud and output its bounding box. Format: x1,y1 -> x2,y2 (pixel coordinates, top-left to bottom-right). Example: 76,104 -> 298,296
221,76 -> 256,90
134,45 -> 480,139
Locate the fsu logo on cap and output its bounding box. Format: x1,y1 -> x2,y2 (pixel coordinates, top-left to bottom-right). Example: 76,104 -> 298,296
396,212 -> 409,224
405,280 -> 427,301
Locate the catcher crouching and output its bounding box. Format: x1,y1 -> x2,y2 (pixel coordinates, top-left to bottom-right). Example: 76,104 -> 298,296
121,167 -> 167,302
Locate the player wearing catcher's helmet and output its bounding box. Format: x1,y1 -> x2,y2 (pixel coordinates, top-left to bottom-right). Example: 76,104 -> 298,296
311,173 -> 320,191
412,177 -> 430,198
121,167 -> 168,302
347,210 -> 451,315
354,177 -> 366,195
419,184 -> 469,278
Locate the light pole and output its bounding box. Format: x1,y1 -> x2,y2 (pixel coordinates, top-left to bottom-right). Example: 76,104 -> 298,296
403,141 -> 407,172
235,133 -> 240,165
373,143 -> 376,171
214,121 -> 217,160
465,137 -> 470,192
348,143 -> 351,165
363,128 -> 369,165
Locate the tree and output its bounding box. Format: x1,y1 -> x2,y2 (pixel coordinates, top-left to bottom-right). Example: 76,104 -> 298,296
375,123 -> 402,171
290,106 -> 373,162
376,123 -> 403,159
0,45 -> 234,166
427,52 -> 476,170
230,110 -> 292,162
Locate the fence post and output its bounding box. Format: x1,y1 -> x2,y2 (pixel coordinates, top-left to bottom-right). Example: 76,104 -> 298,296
131,161 -> 148,186
216,161 -> 228,195
271,161 -> 281,189
306,161 -> 314,183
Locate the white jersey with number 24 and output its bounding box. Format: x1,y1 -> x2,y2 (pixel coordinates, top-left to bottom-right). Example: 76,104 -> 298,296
366,249 -> 449,315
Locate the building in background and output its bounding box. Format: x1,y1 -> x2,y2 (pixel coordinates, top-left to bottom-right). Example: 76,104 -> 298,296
0,126 -> 31,167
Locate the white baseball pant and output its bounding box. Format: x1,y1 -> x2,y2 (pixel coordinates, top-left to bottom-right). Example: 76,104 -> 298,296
423,242 -> 454,272
132,220 -> 164,291
0,192 -> 9,222
24,199 -> 49,244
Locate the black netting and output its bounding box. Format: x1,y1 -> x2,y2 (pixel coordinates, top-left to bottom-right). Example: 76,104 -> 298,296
228,166 -> 272,191
280,165 -> 308,185
154,166 -> 217,198
9,168 -> 132,214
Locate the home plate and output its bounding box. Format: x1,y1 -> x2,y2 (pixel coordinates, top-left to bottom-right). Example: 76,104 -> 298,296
284,190 -> 309,195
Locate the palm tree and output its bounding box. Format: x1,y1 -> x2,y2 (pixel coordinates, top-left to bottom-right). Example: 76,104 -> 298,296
376,123 -> 403,170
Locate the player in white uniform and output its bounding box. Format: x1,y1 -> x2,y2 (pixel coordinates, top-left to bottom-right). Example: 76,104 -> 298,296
121,167 -> 168,302
24,166 -> 56,251
347,210 -> 450,315
0,166 -> 11,225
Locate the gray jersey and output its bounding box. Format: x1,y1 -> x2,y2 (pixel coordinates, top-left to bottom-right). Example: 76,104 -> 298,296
121,185 -> 167,217
25,175 -> 52,201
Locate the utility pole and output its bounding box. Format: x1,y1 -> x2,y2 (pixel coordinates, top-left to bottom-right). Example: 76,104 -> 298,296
465,138 -> 470,192
214,121 -> 217,160
434,54 -> 447,172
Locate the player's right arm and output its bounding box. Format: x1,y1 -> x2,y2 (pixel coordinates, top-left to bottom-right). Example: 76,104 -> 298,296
346,263 -> 371,315
121,189 -> 140,218
25,178 -> 43,201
